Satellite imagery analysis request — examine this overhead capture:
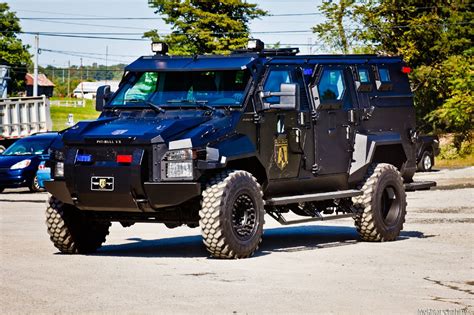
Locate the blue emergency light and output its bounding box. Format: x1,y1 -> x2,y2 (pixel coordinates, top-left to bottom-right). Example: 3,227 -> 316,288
76,154 -> 92,163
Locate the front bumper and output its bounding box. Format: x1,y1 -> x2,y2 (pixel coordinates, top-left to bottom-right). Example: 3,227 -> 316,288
45,180 -> 201,212
0,168 -> 32,188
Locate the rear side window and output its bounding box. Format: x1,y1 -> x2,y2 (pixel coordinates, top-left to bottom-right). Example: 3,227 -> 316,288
358,69 -> 370,83
374,66 -> 393,91
318,69 -> 345,101
378,68 -> 390,82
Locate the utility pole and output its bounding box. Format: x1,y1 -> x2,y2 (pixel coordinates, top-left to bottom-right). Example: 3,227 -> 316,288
33,34 -> 39,97
67,60 -> 70,97
80,58 -> 84,99
105,45 -> 108,84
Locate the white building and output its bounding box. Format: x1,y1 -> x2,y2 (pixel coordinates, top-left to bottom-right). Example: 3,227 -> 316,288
73,81 -> 120,99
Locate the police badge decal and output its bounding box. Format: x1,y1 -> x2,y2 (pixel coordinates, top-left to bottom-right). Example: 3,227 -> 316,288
274,136 -> 289,170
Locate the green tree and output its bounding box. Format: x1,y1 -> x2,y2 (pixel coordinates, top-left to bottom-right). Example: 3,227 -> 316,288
0,3 -> 32,95
353,1 -> 473,145
145,0 -> 267,55
312,0 -> 358,54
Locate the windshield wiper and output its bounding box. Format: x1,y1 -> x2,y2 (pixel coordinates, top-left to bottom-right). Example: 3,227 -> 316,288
126,99 -> 165,113
166,99 -> 214,111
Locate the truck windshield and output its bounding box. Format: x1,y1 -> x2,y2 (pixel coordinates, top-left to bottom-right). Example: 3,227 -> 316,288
109,70 -> 250,107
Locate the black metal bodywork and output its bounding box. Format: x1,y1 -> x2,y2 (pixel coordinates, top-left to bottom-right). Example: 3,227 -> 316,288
45,50 -> 420,225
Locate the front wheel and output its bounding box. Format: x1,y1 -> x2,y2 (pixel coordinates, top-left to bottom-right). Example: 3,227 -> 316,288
199,170 -> 265,259
29,175 -> 42,192
45,196 -> 110,254
352,163 -> 407,242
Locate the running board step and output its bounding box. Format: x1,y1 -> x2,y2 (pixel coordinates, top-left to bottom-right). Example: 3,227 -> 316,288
265,189 -> 362,206
269,213 -> 355,226
404,181 -> 436,192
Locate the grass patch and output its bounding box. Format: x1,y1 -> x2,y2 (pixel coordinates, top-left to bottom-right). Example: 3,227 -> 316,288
50,98 -> 100,131
436,153 -> 474,168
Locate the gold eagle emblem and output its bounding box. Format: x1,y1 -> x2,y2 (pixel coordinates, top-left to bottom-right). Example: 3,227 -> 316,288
274,137 -> 289,170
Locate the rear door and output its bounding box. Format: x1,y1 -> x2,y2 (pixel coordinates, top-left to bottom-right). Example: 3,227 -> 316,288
310,65 -> 355,176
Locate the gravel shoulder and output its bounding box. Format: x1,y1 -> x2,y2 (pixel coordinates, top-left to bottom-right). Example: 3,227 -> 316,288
0,168 -> 473,314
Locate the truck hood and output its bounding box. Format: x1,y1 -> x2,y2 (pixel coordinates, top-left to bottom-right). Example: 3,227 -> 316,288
61,110 -> 240,148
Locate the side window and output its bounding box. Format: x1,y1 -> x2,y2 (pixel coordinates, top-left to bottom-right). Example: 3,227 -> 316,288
358,69 -> 370,83
355,67 -> 372,92
374,66 -> 393,91
263,69 -> 294,104
318,69 -> 345,101
378,68 -> 390,82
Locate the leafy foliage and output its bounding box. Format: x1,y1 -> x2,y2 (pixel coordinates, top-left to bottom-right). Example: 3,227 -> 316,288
0,3 -> 32,94
145,0 -> 267,55
313,0 -> 473,147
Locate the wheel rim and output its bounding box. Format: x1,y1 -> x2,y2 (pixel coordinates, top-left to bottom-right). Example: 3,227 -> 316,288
380,185 -> 401,227
33,176 -> 40,191
423,155 -> 432,170
231,193 -> 257,241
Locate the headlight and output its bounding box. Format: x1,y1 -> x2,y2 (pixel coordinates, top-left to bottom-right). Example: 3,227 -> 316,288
54,162 -> 64,177
10,159 -> 31,170
166,161 -> 193,178
164,149 -> 194,161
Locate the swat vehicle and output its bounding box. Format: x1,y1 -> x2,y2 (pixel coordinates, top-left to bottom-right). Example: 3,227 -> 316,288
44,39 -> 435,258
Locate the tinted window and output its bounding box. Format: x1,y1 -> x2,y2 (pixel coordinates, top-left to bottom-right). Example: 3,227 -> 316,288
3,137 -> 53,156
378,68 -> 391,82
110,70 -> 250,107
358,69 -> 370,83
318,69 -> 345,101
264,69 -> 294,104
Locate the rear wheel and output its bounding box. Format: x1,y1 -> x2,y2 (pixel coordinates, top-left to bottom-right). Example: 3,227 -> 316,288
199,170 -> 264,259
417,151 -> 433,172
352,163 -> 407,242
45,196 -> 110,254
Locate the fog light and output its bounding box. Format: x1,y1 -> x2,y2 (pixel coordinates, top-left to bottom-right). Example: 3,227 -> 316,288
166,161 -> 193,178
55,162 -> 64,177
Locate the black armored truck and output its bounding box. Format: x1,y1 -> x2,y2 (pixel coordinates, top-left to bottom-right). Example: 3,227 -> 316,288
44,40 -> 435,258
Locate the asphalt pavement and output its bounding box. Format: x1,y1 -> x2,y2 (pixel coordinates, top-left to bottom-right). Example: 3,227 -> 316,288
0,167 -> 473,314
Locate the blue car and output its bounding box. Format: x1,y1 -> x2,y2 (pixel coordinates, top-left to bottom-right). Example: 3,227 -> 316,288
36,161 -> 52,189
0,132 -> 58,193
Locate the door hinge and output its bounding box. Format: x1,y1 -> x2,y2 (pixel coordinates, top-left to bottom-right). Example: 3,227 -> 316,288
312,163 -> 321,175
311,110 -> 320,122
253,113 -> 261,124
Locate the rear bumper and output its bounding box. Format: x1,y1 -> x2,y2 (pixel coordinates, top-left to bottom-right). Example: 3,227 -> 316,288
44,180 -> 201,211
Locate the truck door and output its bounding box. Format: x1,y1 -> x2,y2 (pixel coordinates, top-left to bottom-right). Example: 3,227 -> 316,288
310,65 -> 355,176
259,66 -> 302,180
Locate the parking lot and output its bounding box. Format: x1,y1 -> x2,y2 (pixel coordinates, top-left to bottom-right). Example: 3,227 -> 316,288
1,168 -> 473,314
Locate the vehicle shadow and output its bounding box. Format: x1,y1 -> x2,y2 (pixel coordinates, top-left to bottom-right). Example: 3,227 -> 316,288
94,225 -> 428,259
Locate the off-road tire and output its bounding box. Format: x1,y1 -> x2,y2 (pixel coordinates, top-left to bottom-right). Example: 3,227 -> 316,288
29,175 -> 42,192
46,196 -> 111,254
352,163 -> 407,242
417,150 -> 433,172
199,170 -> 264,259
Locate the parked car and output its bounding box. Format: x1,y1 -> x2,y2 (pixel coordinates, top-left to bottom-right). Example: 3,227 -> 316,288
416,135 -> 440,172
36,161 -> 52,189
0,132 -> 58,193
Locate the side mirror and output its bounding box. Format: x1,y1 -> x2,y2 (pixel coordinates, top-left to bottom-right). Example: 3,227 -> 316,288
260,83 -> 299,110
96,85 -> 111,112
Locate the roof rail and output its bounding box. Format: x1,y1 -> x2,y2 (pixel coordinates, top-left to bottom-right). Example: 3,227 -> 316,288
232,47 -> 300,57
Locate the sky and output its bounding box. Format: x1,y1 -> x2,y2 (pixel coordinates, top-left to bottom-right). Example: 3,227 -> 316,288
6,0 -> 326,68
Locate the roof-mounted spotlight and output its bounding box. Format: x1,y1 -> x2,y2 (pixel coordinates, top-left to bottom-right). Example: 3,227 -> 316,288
247,39 -> 264,52
151,42 -> 169,55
